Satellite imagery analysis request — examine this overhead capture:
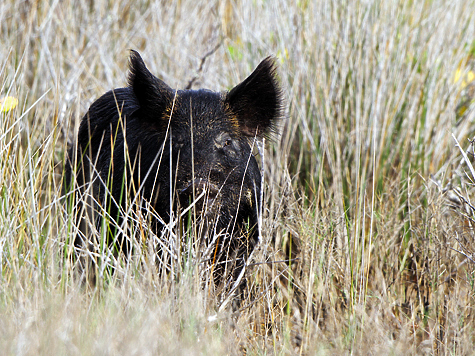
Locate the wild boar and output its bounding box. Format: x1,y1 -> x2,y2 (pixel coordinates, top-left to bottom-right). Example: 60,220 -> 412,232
65,50 -> 283,294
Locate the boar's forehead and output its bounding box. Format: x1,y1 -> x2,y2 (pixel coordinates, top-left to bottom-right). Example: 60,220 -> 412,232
170,89 -> 238,136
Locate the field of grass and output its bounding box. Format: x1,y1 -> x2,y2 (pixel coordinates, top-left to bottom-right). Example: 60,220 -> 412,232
2,0 -> 475,354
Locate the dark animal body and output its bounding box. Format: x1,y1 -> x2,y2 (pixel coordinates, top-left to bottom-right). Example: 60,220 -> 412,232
65,50 -> 283,293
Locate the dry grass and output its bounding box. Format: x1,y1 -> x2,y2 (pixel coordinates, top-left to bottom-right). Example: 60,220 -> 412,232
1,0 -> 475,354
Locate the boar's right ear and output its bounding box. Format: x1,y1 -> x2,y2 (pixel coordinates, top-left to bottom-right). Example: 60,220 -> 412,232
128,50 -> 173,120
226,56 -> 284,138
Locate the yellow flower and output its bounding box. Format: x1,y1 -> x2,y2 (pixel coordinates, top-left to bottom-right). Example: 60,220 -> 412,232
0,96 -> 18,112
467,70 -> 475,83
454,68 -> 475,89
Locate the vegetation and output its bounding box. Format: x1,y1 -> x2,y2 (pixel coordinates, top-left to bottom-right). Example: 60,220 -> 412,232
1,0 -> 475,354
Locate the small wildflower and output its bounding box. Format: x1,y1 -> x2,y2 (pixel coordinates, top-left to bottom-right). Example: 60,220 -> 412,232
454,68 -> 475,89
0,96 -> 18,112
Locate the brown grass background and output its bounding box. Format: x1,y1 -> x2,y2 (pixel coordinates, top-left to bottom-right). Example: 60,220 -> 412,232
1,0 -> 475,354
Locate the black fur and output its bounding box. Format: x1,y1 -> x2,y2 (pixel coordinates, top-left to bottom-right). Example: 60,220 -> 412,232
65,50 -> 283,292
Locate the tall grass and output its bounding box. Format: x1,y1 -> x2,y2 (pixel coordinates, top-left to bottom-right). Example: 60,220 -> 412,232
1,0 -> 475,354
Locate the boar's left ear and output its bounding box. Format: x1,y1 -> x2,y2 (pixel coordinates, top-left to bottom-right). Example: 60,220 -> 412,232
128,50 -> 173,121
226,56 -> 284,138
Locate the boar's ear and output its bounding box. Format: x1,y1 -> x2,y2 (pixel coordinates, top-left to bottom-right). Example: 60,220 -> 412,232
128,50 -> 173,120
226,56 -> 284,138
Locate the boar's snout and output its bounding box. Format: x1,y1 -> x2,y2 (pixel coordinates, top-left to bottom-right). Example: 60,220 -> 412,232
179,178 -> 221,215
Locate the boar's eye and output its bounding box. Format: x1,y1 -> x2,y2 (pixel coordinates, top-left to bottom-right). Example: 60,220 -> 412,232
223,137 -> 232,147
215,132 -> 239,157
